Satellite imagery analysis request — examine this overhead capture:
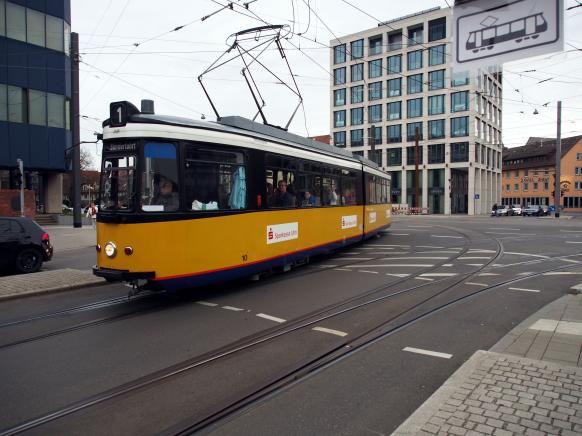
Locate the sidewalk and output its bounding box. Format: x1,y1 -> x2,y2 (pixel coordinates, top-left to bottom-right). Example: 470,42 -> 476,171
395,293 -> 582,435
43,224 -> 97,251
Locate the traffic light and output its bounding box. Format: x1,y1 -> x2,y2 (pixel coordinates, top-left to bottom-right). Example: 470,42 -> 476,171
14,168 -> 22,188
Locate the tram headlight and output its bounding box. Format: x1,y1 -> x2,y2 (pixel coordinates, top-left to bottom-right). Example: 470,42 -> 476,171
104,242 -> 117,258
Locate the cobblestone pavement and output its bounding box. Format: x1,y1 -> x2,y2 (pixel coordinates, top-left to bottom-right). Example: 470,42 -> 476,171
395,295 -> 582,436
0,269 -> 105,301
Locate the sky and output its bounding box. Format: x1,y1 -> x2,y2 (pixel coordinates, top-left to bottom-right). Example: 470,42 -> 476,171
72,0 -> 582,169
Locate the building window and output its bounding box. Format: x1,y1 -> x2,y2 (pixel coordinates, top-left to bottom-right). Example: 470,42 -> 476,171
351,63 -> 363,82
451,91 -> 469,112
544,181 -> 549,190
451,71 -> 470,87
334,67 -> 346,85
334,110 -> 346,128
368,104 -> 382,123
6,2 -> 26,42
407,98 -> 423,118
334,44 -> 346,64
368,59 -> 383,78
514,170 -> 519,177
524,169 -> 529,176
428,17 -> 446,42
351,107 -> 364,125
333,131 -> 346,147
0,84 -> 7,121
524,183 -> 529,191
575,181 -> 582,190
350,39 -> 364,59
388,54 -> 402,74
407,50 -> 423,70
451,116 -> 469,137
577,153 -> 582,160
506,184 -> 510,191
429,44 -> 446,66
388,78 -> 401,97
428,119 -> 445,139
388,31 -> 403,51
407,73 -> 423,94
0,0 -> 5,37
428,94 -> 445,115
451,142 -> 469,162
369,125 -> 382,146
533,182 -> 539,191
26,8 -> 46,47
8,85 -> 25,123
428,143 -> 445,164
351,129 -> 364,147
351,85 -> 364,104
47,93 -> 65,128
576,167 -> 582,175
369,36 -> 383,55
46,14 -> 64,52
387,125 -> 402,143
28,89 -> 46,126
407,122 -> 423,141
407,146 -> 423,165
334,88 -> 346,106
388,147 -> 402,165
428,70 -> 445,90
387,101 -> 402,120
514,184 -> 519,191
368,82 -> 382,100
408,25 -> 423,46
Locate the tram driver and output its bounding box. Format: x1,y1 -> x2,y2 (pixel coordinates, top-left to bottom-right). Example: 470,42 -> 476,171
152,174 -> 179,211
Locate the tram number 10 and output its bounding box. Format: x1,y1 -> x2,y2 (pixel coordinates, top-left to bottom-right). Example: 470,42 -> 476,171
241,254 -> 248,262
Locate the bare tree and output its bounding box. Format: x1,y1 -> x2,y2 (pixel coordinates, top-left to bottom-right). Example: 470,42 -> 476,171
80,148 -> 93,171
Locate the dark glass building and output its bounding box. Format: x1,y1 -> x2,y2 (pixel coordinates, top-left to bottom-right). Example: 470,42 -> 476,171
0,0 -> 71,214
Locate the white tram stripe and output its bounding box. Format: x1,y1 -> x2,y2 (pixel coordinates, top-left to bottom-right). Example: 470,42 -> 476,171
196,301 -> 218,307
256,313 -> 286,323
509,287 -> 541,293
222,306 -> 244,312
312,327 -> 348,337
403,347 -> 452,359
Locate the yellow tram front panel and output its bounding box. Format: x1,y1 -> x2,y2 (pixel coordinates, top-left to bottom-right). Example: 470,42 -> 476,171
96,206 -> 366,280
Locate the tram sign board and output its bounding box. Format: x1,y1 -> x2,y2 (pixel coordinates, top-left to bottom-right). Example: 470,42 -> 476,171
453,0 -> 563,69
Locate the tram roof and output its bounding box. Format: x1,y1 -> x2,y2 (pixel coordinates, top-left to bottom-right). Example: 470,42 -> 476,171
105,108 -> 379,169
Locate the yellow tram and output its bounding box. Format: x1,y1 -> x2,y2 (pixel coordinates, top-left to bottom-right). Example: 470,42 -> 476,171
93,101 -> 391,291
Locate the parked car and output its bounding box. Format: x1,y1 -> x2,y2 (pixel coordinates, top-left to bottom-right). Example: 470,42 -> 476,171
0,217 -> 53,273
491,205 -> 510,216
522,205 -> 548,217
510,204 -> 522,216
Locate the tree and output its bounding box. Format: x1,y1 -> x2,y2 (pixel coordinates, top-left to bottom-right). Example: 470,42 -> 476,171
80,148 -> 93,171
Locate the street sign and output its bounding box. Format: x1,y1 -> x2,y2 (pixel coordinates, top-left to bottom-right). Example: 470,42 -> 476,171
474,194 -> 480,199
549,205 -> 556,212
453,0 -> 563,70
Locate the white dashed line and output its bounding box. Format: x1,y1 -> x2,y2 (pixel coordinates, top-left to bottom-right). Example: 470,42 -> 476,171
561,230 -> 582,233
385,273 -> 410,278
371,244 -> 410,247
415,245 -> 444,249
431,235 -> 464,239
442,264 -> 453,267
509,287 -> 541,293
505,252 -> 550,259
196,301 -> 218,307
358,270 -> 379,274
517,272 -> 535,276
420,273 -> 458,277
387,256 -> 450,260
222,306 -> 244,312
469,249 -> 496,253
415,277 -> 434,281
478,272 -> 500,276
337,257 -> 373,261
343,251 -> 361,255
256,313 -> 286,323
312,327 -> 348,337
391,233 -> 410,236
466,263 -> 484,266
458,257 -> 492,260
544,272 -> 582,275
488,228 -> 521,231
566,241 -> 582,244
403,347 -> 452,359
334,268 -> 353,272
465,282 -> 488,286
318,264 -> 338,268
562,259 -> 581,264
350,264 -> 435,268
407,225 -> 432,228
485,232 -> 536,236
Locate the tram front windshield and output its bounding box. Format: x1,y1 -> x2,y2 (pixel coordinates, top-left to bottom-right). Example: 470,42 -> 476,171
141,142 -> 179,212
100,155 -> 136,211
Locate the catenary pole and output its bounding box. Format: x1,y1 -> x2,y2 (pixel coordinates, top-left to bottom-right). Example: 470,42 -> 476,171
415,126 -> 420,209
554,101 -> 561,218
71,32 -> 82,228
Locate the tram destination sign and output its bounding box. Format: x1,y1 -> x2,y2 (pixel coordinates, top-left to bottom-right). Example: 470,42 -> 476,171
105,142 -> 137,152
453,0 -> 563,69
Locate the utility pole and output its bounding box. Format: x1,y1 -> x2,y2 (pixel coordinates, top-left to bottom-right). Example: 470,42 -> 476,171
414,126 -> 420,209
554,101 -> 562,218
16,158 -> 24,217
71,32 -> 82,228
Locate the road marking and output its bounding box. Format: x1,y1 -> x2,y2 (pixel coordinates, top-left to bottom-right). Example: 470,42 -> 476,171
370,244 -> 410,247
196,301 -> 217,307
566,241 -> 582,244
222,306 -> 244,311
544,272 -> 582,275
469,249 -> 496,253
403,347 -> 452,359
458,256 -> 491,260
485,232 -> 536,236
358,270 -> 379,274
387,256 -> 450,260
334,268 -> 353,272
417,250 -> 460,254
442,264 -> 453,267
352,264 -> 435,268
509,287 -> 541,293
478,272 -> 500,276
466,263 -> 484,266
361,247 -> 395,250
415,245 -> 444,249
337,257 -> 373,261
517,272 -> 535,276
465,282 -> 488,286
318,264 -> 338,268
488,227 -> 521,231
415,277 -> 434,281
562,259 -> 581,264
561,230 -> 582,233
391,233 -> 410,236
343,251 -> 361,255
505,252 -> 550,259
312,326 -> 348,337
494,260 -> 542,268
431,235 -> 464,239
368,251 -> 410,255
529,319 -> 582,336
386,273 -> 410,278
420,273 -> 458,277
407,225 -> 432,228
257,313 -> 286,323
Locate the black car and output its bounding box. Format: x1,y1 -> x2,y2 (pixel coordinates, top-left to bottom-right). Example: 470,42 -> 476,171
522,205 -> 548,217
0,217 -> 53,273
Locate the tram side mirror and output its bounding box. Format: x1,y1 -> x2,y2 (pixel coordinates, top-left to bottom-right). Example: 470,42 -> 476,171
109,101 -> 140,127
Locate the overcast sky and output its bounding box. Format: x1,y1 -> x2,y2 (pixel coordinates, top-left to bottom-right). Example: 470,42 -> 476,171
72,0 -> 582,169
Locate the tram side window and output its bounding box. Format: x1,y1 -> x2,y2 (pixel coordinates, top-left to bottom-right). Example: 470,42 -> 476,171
341,169 -> 357,205
266,155 -> 297,208
141,143 -> 179,212
367,175 -> 377,205
183,146 -> 246,211
322,166 -> 341,206
101,155 -> 136,211
297,161 -> 322,207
